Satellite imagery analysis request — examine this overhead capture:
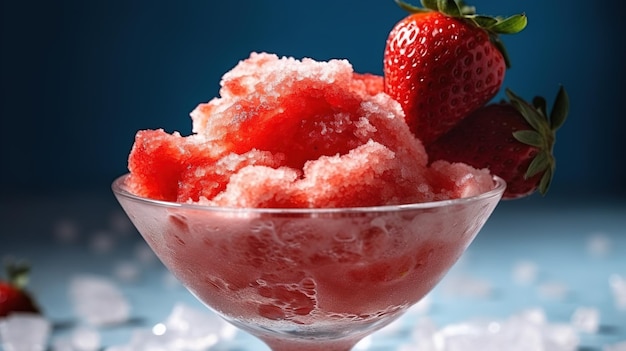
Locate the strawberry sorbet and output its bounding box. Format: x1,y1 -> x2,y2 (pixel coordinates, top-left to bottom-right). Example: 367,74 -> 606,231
125,52 -> 494,207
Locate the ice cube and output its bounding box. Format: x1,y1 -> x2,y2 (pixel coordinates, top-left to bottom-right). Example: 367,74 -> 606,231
500,316 -> 545,351
517,307 -> 547,326
109,328 -> 166,351
0,313 -> 51,351
51,336 -> 73,351
432,320 -> 490,351
113,261 -> 141,283
587,232 -> 611,257
398,308 -> 584,351
104,303 -> 237,351
604,340 -> 626,351
161,302 -> 237,349
609,274 -> 626,310
52,328 -> 102,351
426,310 -> 581,351
114,328 -> 202,351
441,273 -> 493,298
69,274 -> 131,326
71,326 -> 101,351
570,306 -> 600,333
511,260 -> 538,285
408,317 -> 439,351
512,309 -> 578,351
103,346 -> 132,351
542,323 -> 579,351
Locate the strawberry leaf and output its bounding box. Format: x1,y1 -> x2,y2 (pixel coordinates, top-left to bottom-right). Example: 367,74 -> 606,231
490,14 -> 527,34
501,87 -> 566,197
506,89 -> 548,134
395,0 -> 525,68
4,260 -> 31,290
550,86 -> 569,131
396,0 -> 430,13
400,0 -> 468,15
513,130 -> 544,148
420,0 -> 439,11
532,96 -> 547,116
469,15 -> 498,28
437,0 -> 461,16
525,151 -> 550,179
538,167 -> 553,195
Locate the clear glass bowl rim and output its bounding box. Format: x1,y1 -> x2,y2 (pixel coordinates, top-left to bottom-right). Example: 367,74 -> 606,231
111,173 -> 506,215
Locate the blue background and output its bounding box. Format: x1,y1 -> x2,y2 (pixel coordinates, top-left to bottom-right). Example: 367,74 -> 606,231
1,0 -> 625,198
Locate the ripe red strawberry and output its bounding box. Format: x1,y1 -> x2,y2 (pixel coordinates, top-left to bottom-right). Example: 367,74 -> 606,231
383,0 -> 527,145
0,261 -> 41,317
427,87 -> 569,199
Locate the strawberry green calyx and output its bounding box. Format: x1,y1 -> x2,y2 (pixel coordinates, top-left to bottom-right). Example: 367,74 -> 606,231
1,259 -> 42,316
507,86 -> 569,195
394,0 -> 527,67
4,260 -> 32,290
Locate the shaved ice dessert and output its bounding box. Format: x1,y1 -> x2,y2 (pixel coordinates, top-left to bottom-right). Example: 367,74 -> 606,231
125,52 -> 494,208
114,52 -> 504,350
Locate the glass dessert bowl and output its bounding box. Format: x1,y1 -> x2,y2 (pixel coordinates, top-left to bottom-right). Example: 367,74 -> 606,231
112,174 -> 506,351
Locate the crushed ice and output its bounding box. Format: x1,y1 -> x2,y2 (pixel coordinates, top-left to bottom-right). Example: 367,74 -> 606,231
378,307 -> 580,351
440,273 -> 493,298
52,326 -> 102,351
604,340 -> 626,351
113,261 -> 142,283
103,303 -> 237,351
609,274 -> 626,311
512,260 -> 539,285
587,232 -> 612,257
570,306 -> 600,334
0,313 -> 51,351
69,274 -> 131,326
1,294 -> 621,351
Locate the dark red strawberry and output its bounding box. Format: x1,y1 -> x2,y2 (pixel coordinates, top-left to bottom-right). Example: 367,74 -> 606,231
0,261 -> 41,317
427,86 -> 569,199
384,0 -> 527,145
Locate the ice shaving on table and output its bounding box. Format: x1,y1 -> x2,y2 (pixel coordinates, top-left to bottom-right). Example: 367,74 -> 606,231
125,52 -> 494,208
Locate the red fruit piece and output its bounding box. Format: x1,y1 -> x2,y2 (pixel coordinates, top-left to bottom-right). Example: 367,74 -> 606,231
383,0 -> 526,145
427,86 -> 569,199
190,54 -> 391,172
0,262 -> 40,317
126,129 -> 284,202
